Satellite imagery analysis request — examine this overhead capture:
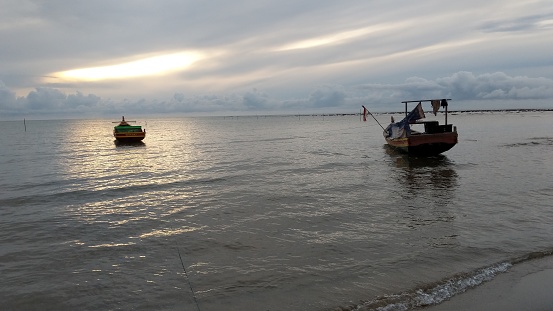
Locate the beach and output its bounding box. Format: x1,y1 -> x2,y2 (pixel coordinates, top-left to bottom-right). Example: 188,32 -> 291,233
425,256 -> 553,311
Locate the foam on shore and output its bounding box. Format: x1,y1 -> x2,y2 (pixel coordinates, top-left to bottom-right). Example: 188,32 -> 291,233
424,255 -> 553,311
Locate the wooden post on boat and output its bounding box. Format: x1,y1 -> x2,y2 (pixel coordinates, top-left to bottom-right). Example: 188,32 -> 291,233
445,103 -> 448,125
442,99 -> 449,125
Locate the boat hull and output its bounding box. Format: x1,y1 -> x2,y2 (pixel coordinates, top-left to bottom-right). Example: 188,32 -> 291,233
384,131 -> 458,156
114,132 -> 146,142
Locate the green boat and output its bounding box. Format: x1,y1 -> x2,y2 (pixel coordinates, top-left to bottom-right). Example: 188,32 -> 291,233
113,116 -> 146,142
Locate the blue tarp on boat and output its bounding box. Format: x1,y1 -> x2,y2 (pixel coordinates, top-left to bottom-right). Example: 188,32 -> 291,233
385,103 -> 426,139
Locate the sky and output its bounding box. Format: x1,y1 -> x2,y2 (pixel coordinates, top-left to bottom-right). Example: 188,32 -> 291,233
1,0 -> 553,119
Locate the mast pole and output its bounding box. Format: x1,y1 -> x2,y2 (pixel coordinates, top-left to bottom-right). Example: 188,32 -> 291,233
445,104 -> 448,125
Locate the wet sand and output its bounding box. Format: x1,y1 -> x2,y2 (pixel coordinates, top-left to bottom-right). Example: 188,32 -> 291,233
424,256 -> 553,311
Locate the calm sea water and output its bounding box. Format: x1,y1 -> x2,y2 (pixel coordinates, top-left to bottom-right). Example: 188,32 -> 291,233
1,111 -> 553,311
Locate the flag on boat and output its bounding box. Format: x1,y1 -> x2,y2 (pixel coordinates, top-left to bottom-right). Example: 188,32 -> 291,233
362,106 -> 368,122
405,102 -> 425,123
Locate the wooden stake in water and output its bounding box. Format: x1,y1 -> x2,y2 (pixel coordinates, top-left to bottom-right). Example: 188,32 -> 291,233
24,118 -> 26,132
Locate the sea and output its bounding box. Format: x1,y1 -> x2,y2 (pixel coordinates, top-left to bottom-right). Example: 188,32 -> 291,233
1,110 -> 553,311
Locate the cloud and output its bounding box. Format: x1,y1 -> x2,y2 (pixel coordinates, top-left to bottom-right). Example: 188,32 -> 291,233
480,12 -> 553,33
0,85 -> 103,117
1,1 -> 552,117
0,81 -> 18,112
243,89 -> 271,109
2,71 -> 552,119
357,72 -> 553,104
437,72 -> 553,100
0,81 -> 16,99
307,85 -> 346,108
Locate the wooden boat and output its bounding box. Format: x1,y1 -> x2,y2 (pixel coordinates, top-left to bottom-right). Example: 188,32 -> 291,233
382,99 -> 457,156
113,116 -> 146,142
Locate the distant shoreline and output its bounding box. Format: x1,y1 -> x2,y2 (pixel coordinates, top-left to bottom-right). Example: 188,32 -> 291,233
296,108 -> 553,117
2,108 -> 553,121
435,108 -> 553,113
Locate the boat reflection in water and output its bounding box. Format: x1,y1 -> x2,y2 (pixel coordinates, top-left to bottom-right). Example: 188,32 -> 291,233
385,145 -> 459,234
385,145 -> 458,189
113,140 -> 145,147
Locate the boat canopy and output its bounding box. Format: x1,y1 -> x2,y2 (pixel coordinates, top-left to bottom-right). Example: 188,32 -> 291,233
385,102 -> 425,139
114,125 -> 143,133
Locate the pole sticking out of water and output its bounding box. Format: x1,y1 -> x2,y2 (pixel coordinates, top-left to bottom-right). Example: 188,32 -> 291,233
176,244 -> 201,311
24,118 -> 26,132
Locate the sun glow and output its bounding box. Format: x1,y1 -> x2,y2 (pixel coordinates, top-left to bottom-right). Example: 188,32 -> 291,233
55,51 -> 204,81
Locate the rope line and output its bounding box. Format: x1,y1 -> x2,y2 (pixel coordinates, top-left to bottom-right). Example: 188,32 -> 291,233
175,241 -> 201,311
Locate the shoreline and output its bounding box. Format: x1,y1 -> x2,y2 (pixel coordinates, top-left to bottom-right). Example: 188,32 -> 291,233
423,255 -> 553,311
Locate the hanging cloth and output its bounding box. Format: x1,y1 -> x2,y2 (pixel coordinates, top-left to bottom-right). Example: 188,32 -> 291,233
431,100 -> 441,116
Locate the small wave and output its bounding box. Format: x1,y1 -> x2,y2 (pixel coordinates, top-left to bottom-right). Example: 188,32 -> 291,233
0,175 -> 227,207
339,249 -> 553,311
138,226 -> 201,239
227,136 -> 305,144
88,242 -> 136,248
503,137 -> 553,148
350,263 -> 510,311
